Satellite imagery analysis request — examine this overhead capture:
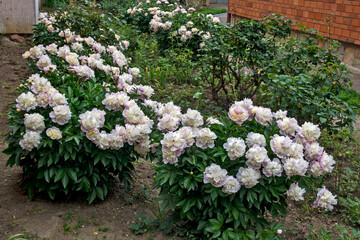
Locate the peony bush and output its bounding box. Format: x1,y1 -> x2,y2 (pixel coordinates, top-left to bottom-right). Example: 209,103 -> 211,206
4,6 -> 156,203
153,98 -> 337,238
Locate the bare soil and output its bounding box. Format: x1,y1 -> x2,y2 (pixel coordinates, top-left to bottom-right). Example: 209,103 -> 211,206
0,36 -> 358,240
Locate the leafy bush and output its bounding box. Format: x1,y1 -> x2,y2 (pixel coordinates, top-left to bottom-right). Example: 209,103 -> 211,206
153,98 -> 337,238
4,4 -> 154,203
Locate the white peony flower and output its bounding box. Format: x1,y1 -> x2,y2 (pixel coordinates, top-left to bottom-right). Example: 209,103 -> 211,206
246,145 -> 269,169
181,109 -> 203,127
49,105 -> 71,125
286,183 -> 306,201
46,127 -> 62,140
19,131 -> 42,151
223,137 -> 246,160
222,176 -> 241,194
313,186 -> 337,211
246,132 -> 266,148
204,163 -> 228,187
16,92 -> 37,111
236,167 -> 261,188
262,158 -> 283,177
300,122 -> 321,142
196,128 -> 217,149
24,113 -> 45,133
277,117 -> 299,137
254,106 -> 273,126
283,158 -> 309,177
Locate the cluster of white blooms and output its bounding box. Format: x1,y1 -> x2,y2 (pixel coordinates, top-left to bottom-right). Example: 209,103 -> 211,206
36,55 -> 56,72
223,137 -> 246,160
150,15 -> 172,31
16,74 -> 72,150
102,92 -> 130,111
161,128 -> 191,164
313,186 -> 337,210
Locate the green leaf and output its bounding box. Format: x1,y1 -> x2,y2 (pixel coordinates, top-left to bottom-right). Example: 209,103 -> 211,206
54,169 -> 65,182
95,186 -> 104,200
88,189 -> 96,203
66,169 -> 78,182
62,173 -> 70,188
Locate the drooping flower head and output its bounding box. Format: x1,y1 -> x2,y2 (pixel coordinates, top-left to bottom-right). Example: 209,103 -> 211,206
313,186 -> 337,211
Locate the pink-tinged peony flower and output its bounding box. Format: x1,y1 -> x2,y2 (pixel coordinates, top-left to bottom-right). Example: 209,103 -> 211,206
270,134 -> 292,159
222,176 -> 241,194
48,91 -> 68,107
19,131 -> 42,151
28,45 -> 46,59
305,141 -> 324,161
206,117 -> 223,125
299,122 -> 321,142
36,55 -> 52,70
102,92 -> 130,111
157,114 -> 180,132
57,45 -> 70,58
204,163 -> 228,187
246,132 -> 266,148
46,127 -> 62,140
254,106 -> 273,126
309,161 -> 325,177
16,92 -> 37,112
68,65 -> 95,80
46,43 -> 58,55
24,113 -> 45,133
223,137 -> 246,160
313,186 -> 337,211
262,158 -> 283,177
49,105 -> 71,125
288,143 -> 304,159
177,127 -> 195,148
236,167 -> 261,188
273,110 -> 287,120
182,109 -> 203,127
65,52 -> 79,66
318,152 -> 335,173
245,145 -> 269,169
285,183 -> 306,201
196,128 -> 217,149
123,104 -> 146,125
283,157 -> 309,177
277,117 -> 299,137
228,104 -> 249,126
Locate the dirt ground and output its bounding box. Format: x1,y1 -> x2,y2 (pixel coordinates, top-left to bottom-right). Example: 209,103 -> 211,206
0,35 -> 358,240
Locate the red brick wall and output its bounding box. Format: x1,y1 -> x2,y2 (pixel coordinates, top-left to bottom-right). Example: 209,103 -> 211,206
228,0 -> 360,45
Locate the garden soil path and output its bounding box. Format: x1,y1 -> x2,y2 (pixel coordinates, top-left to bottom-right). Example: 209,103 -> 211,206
0,36 -> 359,240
